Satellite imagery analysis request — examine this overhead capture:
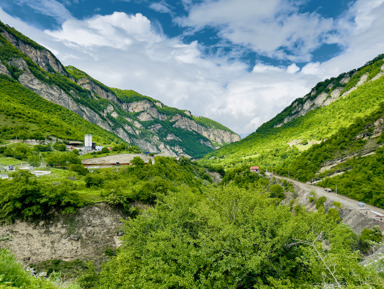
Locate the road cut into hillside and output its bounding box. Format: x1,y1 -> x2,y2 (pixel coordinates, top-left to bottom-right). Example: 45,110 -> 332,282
81,153 -> 155,166
273,175 -> 384,234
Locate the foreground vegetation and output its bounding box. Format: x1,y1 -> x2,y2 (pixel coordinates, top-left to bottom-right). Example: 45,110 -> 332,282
0,248 -> 80,289
0,149 -> 383,288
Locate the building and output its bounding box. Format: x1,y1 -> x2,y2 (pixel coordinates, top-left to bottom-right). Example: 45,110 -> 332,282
84,134 -> 92,151
250,166 -> 260,173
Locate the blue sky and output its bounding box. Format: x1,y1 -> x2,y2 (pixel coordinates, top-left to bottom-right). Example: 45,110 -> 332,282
1,0 -> 384,136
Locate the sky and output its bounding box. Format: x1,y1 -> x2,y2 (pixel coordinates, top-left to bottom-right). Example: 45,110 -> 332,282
0,0 -> 384,137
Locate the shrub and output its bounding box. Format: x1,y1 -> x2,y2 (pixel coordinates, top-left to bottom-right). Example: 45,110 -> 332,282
269,184 -> 285,200
131,156 -> 145,167
308,190 -> 317,203
46,152 -> 81,167
53,142 -> 66,151
68,164 -> 88,176
84,174 -> 104,188
359,226 -> 383,253
316,196 -> 327,209
0,171 -> 83,221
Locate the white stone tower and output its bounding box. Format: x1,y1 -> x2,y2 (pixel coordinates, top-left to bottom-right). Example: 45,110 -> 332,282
84,134 -> 92,151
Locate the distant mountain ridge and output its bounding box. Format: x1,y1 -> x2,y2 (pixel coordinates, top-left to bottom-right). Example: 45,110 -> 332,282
0,21 -> 240,157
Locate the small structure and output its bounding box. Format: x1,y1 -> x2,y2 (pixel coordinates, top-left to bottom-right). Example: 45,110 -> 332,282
84,134 -> 92,151
250,166 -> 260,173
324,188 -> 332,193
0,174 -> 9,179
95,146 -> 104,152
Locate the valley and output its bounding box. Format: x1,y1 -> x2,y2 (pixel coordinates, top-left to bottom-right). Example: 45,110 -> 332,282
1,17 -> 384,289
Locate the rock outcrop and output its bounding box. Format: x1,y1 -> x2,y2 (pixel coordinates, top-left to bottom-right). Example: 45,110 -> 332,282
0,21 -> 241,157
0,203 -> 124,264
1,30 -> 68,76
171,114 -> 241,146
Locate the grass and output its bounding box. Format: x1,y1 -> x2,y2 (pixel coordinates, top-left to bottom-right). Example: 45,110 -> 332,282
0,157 -> 24,166
0,248 -> 80,288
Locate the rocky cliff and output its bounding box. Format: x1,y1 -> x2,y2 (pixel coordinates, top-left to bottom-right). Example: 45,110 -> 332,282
0,204 -> 124,265
0,21 -> 240,157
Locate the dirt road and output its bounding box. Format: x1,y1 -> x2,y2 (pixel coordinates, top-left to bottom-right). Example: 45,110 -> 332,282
272,175 -> 384,230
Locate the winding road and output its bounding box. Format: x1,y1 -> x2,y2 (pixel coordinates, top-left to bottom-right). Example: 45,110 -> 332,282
272,174 -> 384,220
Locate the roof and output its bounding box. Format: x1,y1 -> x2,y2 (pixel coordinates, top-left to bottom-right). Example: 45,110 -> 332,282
250,166 -> 260,170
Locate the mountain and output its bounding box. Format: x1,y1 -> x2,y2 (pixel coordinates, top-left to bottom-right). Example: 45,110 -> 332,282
0,21 -> 240,158
202,54 -> 384,205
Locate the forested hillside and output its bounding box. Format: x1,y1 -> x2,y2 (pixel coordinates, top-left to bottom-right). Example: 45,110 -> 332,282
202,54 -> 384,206
0,21 -> 239,157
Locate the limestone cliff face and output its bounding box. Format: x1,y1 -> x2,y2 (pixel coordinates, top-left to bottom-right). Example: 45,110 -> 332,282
170,114 -> 241,146
1,30 -> 68,76
0,22 -> 240,157
77,78 -> 119,103
123,100 -> 167,121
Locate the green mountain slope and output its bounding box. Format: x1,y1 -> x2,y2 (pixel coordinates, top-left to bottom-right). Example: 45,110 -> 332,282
0,21 -> 240,157
202,54 -> 384,205
0,75 -> 120,143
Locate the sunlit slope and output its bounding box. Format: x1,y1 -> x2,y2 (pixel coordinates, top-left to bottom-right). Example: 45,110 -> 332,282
202,55 -> 384,170
0,75 -> 121,143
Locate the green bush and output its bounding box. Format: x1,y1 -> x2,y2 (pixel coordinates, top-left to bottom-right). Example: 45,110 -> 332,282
359,226 -> 383,253
0,171 -> 84,221
131,156 -> 145,167
85,174 -> 104,188
0,248 -> 80,288
46,151 -> 81,167
316,196 -> 327,209
269,183 -> 285,199
68,164 -> 88,176
53,142 -> 66,151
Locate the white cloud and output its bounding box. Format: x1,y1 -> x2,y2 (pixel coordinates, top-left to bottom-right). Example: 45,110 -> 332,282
149,2 -> 173,14
13,0 -> 72,23
287,63 -> 300,74
178,0 -> 335,61
46,12 -> 158,49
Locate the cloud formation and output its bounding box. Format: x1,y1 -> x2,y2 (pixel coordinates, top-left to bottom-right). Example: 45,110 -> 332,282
13,0 -> 72,23
0,0 -> 384,137
178,0 -> 337,62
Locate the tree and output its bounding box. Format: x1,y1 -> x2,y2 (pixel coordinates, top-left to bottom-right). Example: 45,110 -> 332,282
28,154 -> 41,167
131,156 -> 145,168
269,183 -> 285,199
